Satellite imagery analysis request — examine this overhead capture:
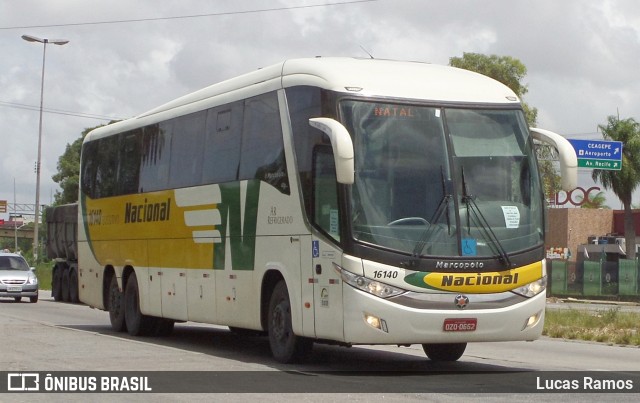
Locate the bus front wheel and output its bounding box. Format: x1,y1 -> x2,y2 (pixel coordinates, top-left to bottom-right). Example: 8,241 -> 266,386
422,343 -> 467,361
268,281 -> 312,363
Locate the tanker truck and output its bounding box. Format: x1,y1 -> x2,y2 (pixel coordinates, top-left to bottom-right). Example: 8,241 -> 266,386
45,203 -> 80,302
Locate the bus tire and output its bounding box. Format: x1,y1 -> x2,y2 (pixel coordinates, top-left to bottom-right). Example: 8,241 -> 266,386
69,266 -> 79,303
422,343 -> 467,362
108,275 -> 127,332
124,272 -> 154,336
267,281 -> 312,363
61,269 -> 70,302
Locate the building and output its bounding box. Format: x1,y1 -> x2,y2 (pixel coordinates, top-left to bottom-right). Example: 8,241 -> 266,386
546,208 -> 613,260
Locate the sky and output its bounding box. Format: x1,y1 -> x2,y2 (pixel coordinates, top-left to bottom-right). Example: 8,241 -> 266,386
1,0 -> 640,220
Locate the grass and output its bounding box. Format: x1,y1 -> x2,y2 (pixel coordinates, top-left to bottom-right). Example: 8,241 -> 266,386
35,262 -> 53,291
544,307 -> 640,346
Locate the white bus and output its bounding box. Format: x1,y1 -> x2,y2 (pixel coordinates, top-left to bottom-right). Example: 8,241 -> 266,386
78,57 -> 577,363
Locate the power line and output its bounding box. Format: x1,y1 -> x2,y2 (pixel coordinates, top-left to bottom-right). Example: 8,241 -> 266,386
0,101 -> 123,121
0,0 -> 379,30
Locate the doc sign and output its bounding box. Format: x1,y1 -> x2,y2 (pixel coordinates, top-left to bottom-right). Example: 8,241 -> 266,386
553,186 -> 601,207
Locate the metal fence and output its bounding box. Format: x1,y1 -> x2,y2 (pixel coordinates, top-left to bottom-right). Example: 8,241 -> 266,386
549,258 -> 639,298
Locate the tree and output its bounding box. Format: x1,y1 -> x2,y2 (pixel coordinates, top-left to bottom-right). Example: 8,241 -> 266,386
576,191 -> 609,209
52,136 -> 83,205
449,52 -> 561,201
537,151 -> 563,204
450,53 -> 537,124
592,116 -> 640,259
52,122 -> 114,205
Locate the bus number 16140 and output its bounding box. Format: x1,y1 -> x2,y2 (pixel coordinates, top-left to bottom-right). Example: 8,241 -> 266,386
373,270 -> 398,279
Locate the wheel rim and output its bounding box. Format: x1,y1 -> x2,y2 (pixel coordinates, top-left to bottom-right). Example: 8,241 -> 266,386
271,301 -> 289,342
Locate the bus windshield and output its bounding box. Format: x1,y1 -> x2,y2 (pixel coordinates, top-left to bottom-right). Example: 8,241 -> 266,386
340,100 -> 544,259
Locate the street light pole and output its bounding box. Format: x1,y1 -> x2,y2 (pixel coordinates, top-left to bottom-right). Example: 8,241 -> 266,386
14,178 -> 18,251
21,34 -> 69,261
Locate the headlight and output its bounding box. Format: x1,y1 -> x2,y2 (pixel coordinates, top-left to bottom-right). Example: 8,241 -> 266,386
512,275 -> 546,298
27,273 -> 38,285
333,263 -> 406,298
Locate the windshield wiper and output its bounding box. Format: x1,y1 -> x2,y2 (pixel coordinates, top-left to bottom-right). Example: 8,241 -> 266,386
408,167 -> 452,261
460,167 -> 513,268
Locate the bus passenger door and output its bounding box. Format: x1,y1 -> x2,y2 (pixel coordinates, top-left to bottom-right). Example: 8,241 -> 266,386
311,147 -> 344,341
312,237 -> 344,340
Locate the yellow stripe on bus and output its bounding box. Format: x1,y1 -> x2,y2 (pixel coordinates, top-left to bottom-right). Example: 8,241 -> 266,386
414,261 -> 543,293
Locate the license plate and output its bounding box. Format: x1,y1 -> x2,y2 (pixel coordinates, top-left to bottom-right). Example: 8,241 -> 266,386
7,286 -> 22,292
443,318 -> 477,332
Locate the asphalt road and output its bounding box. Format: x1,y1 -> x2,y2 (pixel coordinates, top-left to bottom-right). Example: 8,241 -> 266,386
1,291 -> 638,402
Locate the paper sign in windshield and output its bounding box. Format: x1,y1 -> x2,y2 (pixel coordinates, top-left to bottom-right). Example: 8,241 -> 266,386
501,206 -> 520,228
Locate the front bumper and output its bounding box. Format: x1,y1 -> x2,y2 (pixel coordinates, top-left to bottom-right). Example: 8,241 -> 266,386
342,284 -> 546,344
0,284 -> 39,298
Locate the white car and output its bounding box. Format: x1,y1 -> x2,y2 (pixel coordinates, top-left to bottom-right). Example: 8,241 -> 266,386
0,252 -> 38,303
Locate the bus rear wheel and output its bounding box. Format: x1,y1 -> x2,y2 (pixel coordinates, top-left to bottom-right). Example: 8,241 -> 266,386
422,343 -> 467,361
124,272 -> 154,336
268,281 -> 312,363
108,275 -> 126,332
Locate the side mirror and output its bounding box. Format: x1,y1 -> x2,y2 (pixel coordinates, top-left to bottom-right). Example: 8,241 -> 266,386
309,118 -> 355,184
530,128 -> 578,191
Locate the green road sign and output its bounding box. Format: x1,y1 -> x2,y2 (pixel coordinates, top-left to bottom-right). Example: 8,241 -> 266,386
577,159 -> 621,170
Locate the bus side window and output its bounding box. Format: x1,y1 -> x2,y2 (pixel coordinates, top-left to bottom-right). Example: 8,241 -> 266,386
118,130 -> 142,195
81,141 -> 99,198
139,123 -> 170,193
168,111 -> 206,189
313,146 -> 340,241
239,92 -> 289,194
203,104 -> 243,184
95,137 -> 119,198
